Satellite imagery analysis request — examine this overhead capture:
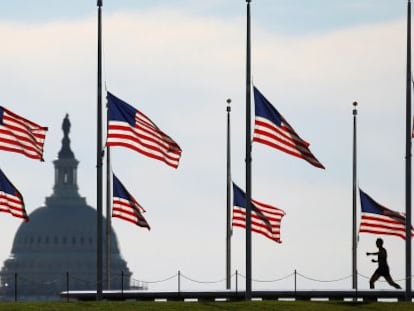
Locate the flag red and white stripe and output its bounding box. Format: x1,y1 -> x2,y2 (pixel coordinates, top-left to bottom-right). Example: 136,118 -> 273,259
112,173 -> 150,230
253,87 -> 324,169
253,116 -> 324,168
0,106 -> 47,161
107,92 -> 182,169
359,213 -> 411,240
112,197 -> 149,229
0,168 -> 28,222
232,183 -> 285,243
0,192 -> 27,221
359,189 -> 414,240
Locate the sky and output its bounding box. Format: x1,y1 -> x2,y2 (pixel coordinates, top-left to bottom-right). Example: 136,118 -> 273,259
0,0 -> 411,292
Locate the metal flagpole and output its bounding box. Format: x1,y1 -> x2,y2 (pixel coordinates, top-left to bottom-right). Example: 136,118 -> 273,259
226,98 -> 232,290
96,0 -> 103,301
105,82 -> 111,290
406,0 -> 412,302
106,145 -> 112,289
352,101 -> 358,292
245,0 -> 252,300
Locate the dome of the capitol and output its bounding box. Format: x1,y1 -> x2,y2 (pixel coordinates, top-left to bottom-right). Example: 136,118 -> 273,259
0,115 -> 131,299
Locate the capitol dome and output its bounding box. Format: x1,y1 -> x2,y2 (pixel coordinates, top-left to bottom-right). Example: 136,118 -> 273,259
0,115 -> 131,299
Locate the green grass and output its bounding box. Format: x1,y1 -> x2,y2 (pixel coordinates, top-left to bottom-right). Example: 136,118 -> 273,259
0,301 -> 413,311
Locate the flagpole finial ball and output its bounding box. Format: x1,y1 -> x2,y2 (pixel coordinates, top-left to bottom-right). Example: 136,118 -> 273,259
352,101 -> 358,115
226,99 -> 231,112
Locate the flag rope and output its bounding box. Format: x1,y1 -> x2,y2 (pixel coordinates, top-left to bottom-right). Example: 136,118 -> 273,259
8,270 -> 414,291
296,272 -> 352,283
131,273 -> 178,284
249,272 -> 294,283
358,272 -> 412,282
180,273 -> 228,284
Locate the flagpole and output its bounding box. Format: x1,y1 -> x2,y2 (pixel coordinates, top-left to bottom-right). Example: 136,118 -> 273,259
245,0 -> 252,300
226,98 -> 232,290
106,146 -> 112,289
405,0 -> 412,301
352,101 -> 358,292
96,0 -> 103,301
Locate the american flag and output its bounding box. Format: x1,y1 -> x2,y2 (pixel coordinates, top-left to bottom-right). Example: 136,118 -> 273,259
232,183 -> 285,243
112,173 -> 150,230
359,189 -> 413,240
252,87 -> 324,169
0,168 -> 28,222
0,106 -> 47,161
107,92 -> 182,169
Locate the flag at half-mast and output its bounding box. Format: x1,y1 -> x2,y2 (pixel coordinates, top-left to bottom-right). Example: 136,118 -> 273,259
232,183 -> 285,243
0,106 -> 47,161
112,173 -> 150,230
0,168 -> 28,222
253,87 -> 324,169
106,92 -> 182,169
359,188 -> 414,240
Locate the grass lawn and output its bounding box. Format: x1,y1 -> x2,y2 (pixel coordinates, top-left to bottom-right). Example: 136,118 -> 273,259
0,301 -> 413,311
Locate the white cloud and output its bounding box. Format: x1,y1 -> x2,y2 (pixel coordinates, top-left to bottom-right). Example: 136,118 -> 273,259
0,8 -> 409,291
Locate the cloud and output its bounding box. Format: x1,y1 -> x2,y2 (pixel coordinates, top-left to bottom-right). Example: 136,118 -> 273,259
0,7 -> 408,290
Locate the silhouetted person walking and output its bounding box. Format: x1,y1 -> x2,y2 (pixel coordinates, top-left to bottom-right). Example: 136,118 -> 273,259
366,238 -> 401,289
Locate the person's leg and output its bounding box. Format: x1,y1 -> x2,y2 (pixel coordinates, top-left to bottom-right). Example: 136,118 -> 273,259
384,274 -> 401,289
369,273 -> 380,289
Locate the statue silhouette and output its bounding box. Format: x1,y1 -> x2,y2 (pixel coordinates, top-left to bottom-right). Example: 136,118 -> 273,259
58,114 -> 74,159
366,238 -> 401,289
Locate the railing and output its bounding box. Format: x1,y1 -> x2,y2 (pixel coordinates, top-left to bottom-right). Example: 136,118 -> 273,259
0,270 -> 411,302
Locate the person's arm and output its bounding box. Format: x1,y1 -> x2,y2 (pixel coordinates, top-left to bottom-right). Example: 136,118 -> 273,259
366,251 -> 378,256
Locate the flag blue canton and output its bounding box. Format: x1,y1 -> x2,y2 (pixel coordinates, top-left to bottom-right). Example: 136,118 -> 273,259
113,173 -> 136,204
0,106 -> 47,161
359,189 -> 412,240
232,183 -> 285,243
253,87 -> 324,169
107,91 -> 182,168
254,86 -> 284,127
0,108 -> 4,126
107,92 -> 136,126
0,169 -> 18,195
0,168 -> 28,221
232,183 -> 248,209
112,173 -> 150,230
360,189 -> 404,219
360,190 -> 386,215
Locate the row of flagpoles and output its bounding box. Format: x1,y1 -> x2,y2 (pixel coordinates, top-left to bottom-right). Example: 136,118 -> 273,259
0,0 -> 185,300
2,65 -> 412,294
99,0 -> 325,299
226,89 -> 414,293
0,0 -> 413,302
0,2 -> 183,298
239,0 -> 414,301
